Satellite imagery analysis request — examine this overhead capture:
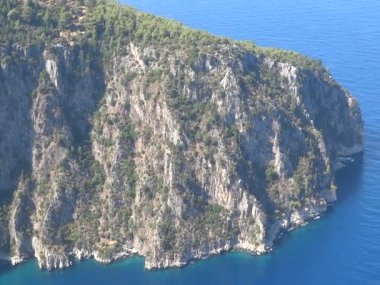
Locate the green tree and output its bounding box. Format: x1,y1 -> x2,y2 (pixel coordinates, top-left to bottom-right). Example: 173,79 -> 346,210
42,10 -> 53,27
21,4 -> 35,24
7,8 -> 19,21
58,8 -> 72,29
85,0 -> 97,9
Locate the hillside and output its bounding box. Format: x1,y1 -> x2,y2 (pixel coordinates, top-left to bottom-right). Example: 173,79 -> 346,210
0,0 -> 363,269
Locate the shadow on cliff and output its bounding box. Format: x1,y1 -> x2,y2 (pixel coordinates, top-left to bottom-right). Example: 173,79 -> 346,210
271,153 -> 364,250
335,153 -> 364,202
0,53 -> 37,208
60,44 -> 106,147
0,48 -> 40,262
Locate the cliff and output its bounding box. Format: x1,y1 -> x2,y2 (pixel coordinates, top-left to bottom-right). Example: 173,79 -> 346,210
0,0 -> 363,270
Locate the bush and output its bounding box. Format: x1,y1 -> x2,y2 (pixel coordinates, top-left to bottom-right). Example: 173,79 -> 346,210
265,165 -> 278,182
58,9 -> 72,29
121,71 -> 137,86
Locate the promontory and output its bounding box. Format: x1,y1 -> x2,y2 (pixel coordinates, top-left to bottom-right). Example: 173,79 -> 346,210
0,0 -> 363,270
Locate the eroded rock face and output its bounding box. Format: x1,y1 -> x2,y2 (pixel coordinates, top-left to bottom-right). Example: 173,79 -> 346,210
0,13 -> 363,272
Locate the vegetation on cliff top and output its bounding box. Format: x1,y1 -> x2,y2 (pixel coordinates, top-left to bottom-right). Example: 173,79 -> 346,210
0,0 -> 362,270
0,0 -> 323,71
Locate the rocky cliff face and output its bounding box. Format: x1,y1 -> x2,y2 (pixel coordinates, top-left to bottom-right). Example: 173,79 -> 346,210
0,0 -> 363,270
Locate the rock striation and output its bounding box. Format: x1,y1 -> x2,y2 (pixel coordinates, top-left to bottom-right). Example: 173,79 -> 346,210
0,0 -> 363,270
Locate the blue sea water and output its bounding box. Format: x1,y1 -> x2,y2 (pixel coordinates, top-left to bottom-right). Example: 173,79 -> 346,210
1,0 -> 380,284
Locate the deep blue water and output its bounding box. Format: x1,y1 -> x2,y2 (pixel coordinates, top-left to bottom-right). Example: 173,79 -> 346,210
1,0 -> 380,284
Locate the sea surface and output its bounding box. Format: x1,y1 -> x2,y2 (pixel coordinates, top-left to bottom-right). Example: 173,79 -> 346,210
1,0 -> 380,284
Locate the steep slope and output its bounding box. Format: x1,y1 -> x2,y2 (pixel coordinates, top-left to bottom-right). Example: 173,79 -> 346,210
0,0 -> 363,269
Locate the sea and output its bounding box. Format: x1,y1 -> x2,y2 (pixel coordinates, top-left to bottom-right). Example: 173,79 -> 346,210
0,0 -> 379,284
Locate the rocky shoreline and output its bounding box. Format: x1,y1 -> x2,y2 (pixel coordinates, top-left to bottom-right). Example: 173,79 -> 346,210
6,155 -> 358,271
0,0 -> 363,272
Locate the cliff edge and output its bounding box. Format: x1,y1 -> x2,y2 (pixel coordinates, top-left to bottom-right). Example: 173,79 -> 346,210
0,0 -> 363,269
